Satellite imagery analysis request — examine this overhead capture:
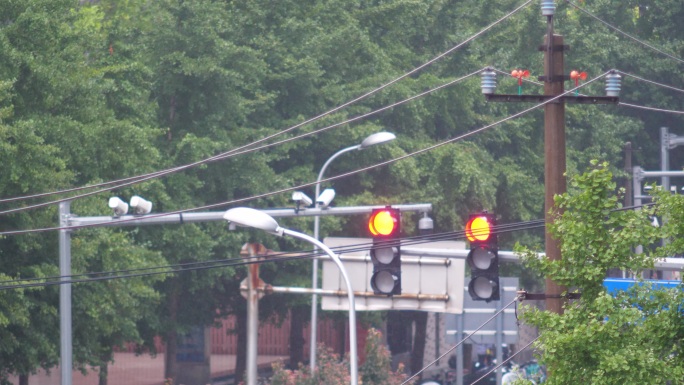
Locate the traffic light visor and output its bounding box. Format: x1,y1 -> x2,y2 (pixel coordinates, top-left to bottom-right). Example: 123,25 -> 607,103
369,210 -> 398,236
466,216 -> 491,242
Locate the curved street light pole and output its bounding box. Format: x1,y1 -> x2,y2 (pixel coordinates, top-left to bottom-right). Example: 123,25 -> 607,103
310,132 -> 395,370
310,144 -> 358,370
287,228 -> 358,385
223,208 -> 358,385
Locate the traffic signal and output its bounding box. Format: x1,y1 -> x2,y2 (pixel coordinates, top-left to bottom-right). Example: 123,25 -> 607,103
465,212 -> 499,301
368,207 -> 401,295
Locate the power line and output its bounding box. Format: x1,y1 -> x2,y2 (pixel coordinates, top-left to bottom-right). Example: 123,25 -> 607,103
0,74 -> 607,236
618,102 -> 684,115
565,0 -> 684,65
0,219 -> 547,290
0,69 -> 483,216
401,297 -> 519,385
0,0 -> 534,207
469,336 -> 540,385
4,200 -> 652,289
618,71 -> 684,94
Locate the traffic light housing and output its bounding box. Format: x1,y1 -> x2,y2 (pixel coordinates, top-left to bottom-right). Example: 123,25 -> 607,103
368,207 -> 401,295
465,213 -> 499,301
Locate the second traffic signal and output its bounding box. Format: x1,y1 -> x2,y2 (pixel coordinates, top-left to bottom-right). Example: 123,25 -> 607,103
465,213 -> 500,302
368,207 -> 401,295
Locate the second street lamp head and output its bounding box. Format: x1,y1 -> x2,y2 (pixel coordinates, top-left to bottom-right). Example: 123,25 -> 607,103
359,131 -> 396,149
223,207 -> 283,236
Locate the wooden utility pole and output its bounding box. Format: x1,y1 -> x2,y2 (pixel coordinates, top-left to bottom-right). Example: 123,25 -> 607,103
483,8 -> 618,314
542,30 -> 567,315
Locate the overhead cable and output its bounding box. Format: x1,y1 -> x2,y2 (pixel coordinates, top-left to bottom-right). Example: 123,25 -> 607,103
401,297 -> 520,385
565,0 -> 684,65
469,336 -> 541,385
0,68 -> 478,216
0,0 -> 534,206
618,103 -> 684,115
618,71 -> 684,94
0,73 -> 608,236
0,219 -> 547,290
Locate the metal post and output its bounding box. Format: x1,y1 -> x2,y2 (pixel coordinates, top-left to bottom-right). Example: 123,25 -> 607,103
543,28 -> 566,316
245,245 -> 261,385
59,201 -> 72,385
634,167 -> 644,257
456,312 -> 464,385
495,301 -> 503,385
311,145 -> 358,370
624,142 -> 633,208
661,127 -> 671,193
435,313 -> 440,367
283,229 -> 358,385
620,142 -> 633,278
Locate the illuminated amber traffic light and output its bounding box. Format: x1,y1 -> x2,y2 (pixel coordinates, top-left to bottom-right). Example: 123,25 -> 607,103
368,207 -> 401,295
369,209 -> 399,236
465,215 -> 493,243
466,213 -> 500,301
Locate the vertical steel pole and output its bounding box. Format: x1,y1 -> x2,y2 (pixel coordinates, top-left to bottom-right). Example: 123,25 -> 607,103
661,127 -> 671,193
623,142 -> 633,278
624,142 -> 633,208
311,145 -> 358,371
660,127 -> 670,274
456,312 -> 464,385
495,301 -> 503,385
59,201 -> 72,385
246,245 -> 260,385
634,167 -> 644,257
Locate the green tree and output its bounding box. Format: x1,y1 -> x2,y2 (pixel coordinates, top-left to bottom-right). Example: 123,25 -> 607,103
516,161 -> 684,384
0,0 -> 164,382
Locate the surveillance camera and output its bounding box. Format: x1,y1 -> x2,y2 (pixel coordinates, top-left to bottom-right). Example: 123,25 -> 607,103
316,188 -> 336,209
418,215 -> 434,235
108,197 -> 129,217
130,195 -> 153,215
292,191 -> 313,207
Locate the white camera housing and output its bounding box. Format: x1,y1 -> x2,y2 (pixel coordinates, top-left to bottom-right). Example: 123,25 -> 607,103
130,195 -> 153,215
316,188 -> 336,209
108,197 -> 129,217
292,191 -> 313,207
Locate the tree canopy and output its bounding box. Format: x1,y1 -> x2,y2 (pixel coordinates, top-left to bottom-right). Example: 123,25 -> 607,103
0,0 -> 681,383
517,162 -> 684,385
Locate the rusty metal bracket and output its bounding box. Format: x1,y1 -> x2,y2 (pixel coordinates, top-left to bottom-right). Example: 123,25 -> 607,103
517,290 -> 581,301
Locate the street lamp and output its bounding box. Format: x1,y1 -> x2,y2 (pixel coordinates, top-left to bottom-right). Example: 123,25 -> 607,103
311,131 -> 395,369
223,207 -> 359,385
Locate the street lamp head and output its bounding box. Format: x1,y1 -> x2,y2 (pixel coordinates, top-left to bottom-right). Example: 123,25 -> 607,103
359,132 -> 396,150
223,207 -> 283,236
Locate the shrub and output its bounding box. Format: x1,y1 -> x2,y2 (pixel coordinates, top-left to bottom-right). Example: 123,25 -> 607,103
269,328 -> 408,385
